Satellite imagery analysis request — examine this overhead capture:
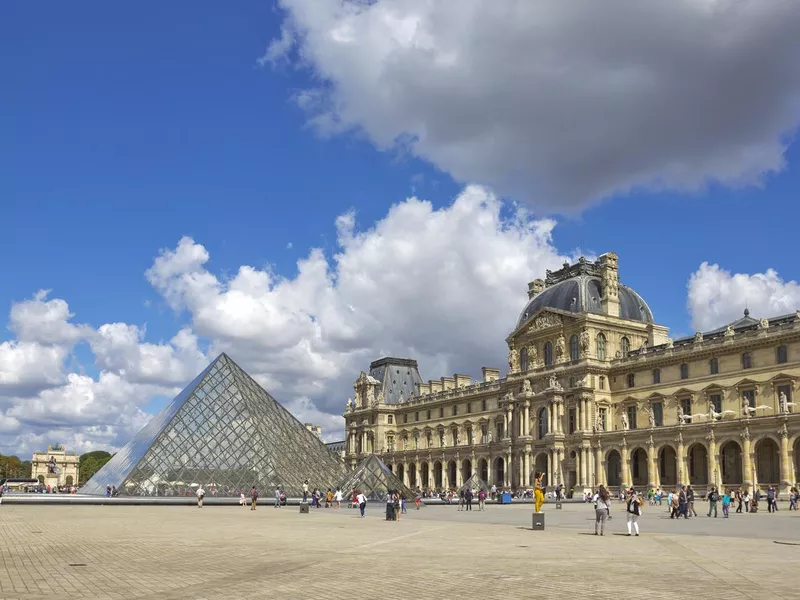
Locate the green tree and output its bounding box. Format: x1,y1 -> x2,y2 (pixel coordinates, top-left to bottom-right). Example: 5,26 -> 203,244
0,454 -> 26,478
79,451 -> 112,484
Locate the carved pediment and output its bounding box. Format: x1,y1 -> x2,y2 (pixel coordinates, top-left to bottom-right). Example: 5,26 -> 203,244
527,310 -> 564,332
767,372 -> 798,383
733,378 -> 759,389
672,387 -> 696,399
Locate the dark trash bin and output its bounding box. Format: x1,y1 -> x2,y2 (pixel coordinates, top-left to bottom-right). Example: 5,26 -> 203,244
386,503 -> 396,521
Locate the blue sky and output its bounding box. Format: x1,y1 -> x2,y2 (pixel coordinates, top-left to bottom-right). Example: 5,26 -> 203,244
1,1 -> 799,453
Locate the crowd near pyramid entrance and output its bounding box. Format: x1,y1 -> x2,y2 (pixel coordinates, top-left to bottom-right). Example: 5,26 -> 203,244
336,454 -> 417,502
82,354 -> 346,497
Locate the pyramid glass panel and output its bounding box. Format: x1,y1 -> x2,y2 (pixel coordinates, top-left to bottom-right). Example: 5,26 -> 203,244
460,473 -> 490,494
336,454 -> 418,502
82,354 -> 346,496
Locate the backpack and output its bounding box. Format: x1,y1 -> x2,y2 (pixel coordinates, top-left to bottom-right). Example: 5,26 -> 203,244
709,491 -> 718,502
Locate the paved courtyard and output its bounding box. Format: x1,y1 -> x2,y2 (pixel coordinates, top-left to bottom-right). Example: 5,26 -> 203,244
1,502 -> 798,599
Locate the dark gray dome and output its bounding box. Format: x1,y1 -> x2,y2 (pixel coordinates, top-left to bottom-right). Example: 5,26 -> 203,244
517,275 -> 654,328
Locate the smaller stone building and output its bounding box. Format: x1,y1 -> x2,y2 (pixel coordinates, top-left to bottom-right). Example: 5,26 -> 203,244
31,445 -> 80,487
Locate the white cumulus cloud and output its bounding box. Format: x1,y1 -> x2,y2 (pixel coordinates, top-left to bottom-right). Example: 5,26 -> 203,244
266,0 -> 800,209
687,262 -> 800,331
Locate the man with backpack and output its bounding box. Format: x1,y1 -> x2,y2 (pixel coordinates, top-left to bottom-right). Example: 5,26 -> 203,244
707,486 -> 719,517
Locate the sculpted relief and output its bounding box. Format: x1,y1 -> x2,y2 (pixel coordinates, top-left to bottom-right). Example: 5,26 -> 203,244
528,313 -> 562,332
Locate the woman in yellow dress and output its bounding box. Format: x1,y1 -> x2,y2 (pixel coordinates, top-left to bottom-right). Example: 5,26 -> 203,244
534,471 -> 545,513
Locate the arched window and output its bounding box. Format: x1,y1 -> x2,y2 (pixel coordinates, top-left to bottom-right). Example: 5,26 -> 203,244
742,352 -> 752,369
520,347 -> 528,372
596,333 -> 607,361
537,407 -> 548,439
544,341 -> 553,366
569,334 -> 579,361
621,336 -> 630,358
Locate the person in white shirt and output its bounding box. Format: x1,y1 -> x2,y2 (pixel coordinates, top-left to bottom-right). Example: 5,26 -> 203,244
356,491 -> 367,517
593,485 -> 611,535
196,485 -> 205,508
334,489 -> 343,509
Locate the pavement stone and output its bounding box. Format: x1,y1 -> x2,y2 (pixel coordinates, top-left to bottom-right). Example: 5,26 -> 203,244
0,503 -> 798,599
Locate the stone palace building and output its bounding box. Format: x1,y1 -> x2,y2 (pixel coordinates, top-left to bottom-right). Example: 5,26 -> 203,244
343,253 -> 800,495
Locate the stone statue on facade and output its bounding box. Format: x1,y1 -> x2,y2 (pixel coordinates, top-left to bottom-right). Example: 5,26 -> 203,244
647,406 -> 656,428
579,329 -> 590,355
548,374 -> 562,391
508,344 -> 520,372
725,324 -> 735,337
759,318 -> 769,329
677,405 -> 688,425
665,338 -> 674,349
694,331 -> 703,344
47,456 -> 57,474
555,334 -> 565,361
522,378 -> 533,395
346,397 -> 353,412
593,411 -> 602,433
376,389 -> 384,405
528,344 -> 538,366
779,391 -> 789,413
621,412 -> 629,430
741,396 -> 753,417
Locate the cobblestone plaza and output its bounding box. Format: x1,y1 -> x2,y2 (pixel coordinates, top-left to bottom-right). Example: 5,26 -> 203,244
1,503 -> 797,599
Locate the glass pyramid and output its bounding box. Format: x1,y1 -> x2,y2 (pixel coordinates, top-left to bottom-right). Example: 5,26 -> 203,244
336,454 -> 419,502
81,353 -> 346,497
460,472 -> 490,494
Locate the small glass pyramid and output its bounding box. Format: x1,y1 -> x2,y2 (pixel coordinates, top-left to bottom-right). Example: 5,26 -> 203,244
337,454 -> 419,502
460,472 -> 490,494
81,353 -> 346,497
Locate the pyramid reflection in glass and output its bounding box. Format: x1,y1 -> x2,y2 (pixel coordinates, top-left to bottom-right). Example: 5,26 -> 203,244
337,454 -> 418,502
81,353 -> 346,497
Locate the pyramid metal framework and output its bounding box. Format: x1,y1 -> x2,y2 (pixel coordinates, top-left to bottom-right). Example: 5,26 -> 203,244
460,472 -> 490,494
337,454 -> 417,502
81,353 -> 346,497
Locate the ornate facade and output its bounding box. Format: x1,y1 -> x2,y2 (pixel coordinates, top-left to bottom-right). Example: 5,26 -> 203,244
31,445 -> 79,487
344,253 -> 800,494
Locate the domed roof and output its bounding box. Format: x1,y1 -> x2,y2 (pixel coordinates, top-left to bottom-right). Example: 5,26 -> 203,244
516,261 -> 654,328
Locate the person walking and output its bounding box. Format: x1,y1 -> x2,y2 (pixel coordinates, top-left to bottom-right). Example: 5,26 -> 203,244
196,485 -> 205,508
678,486 -> 689,519
478,489 -> 486,511
707,487 -> 719,518
274,486 -> 281,508
250,486 -> 258,511
594,485 -> 611,536
626,488 -> 643,536
533,471 -> 545,513
722,488 -> 731,518
334,488 -> 342,509
302,480 -> 309,503
465,489 -> 473,511
686,485 -> 697,517
356,491 -> 367,518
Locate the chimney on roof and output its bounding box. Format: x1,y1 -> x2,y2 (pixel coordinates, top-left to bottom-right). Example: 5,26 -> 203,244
598,252 -> 620,317
528,278 -> 545,299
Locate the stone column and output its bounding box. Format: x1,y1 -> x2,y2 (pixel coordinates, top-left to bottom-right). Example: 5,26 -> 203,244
524,451 -> 531,487
507,405 -> 514,439
361,430 -> 367,454
504,452 -> 511,487
741,428 -> 753,489
524,400 -> 530,436
559,400 -> 565,434
646,440 -> 657,489
547,451 -> 553,487
621,443 -> 630,488
676,433 -> 685,485
779,423 -> 792,493
547,403 -> 554,434
487,456 -> 494,486
706,431 -> 718,490
595,445 -> 603,486
580,447 -> 588,488
415,461 -> 421,489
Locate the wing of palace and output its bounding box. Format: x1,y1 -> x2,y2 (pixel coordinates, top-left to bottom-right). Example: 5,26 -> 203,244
343,253 -> 800,495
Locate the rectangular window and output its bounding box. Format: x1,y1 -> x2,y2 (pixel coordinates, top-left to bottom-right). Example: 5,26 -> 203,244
403,414 -> 408,424
387,415 -> 393,424
743,389 -> 755,408
426,410 -> 431,420
627,405 -> 637,429
710,394 -> 722,414
481,399 -> 487,411
496,422 -> 504,441
680,363 -> 689,379
453,405 -> 458,416
599,376 -> 605,390
439,407 -> 444,418
569,408 -> 576,434
652,369 -> 660,384
742,353 -> 752,369
415,411 -> 419,422
681,398 -> 692,423
710,358 -> 719,374
653,402 -> 663,427
777,345 -> 788,364
466,402 -> 471,414
599,408 -> 607,431
626,373 -> 635,388
481,424 -> 488,440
